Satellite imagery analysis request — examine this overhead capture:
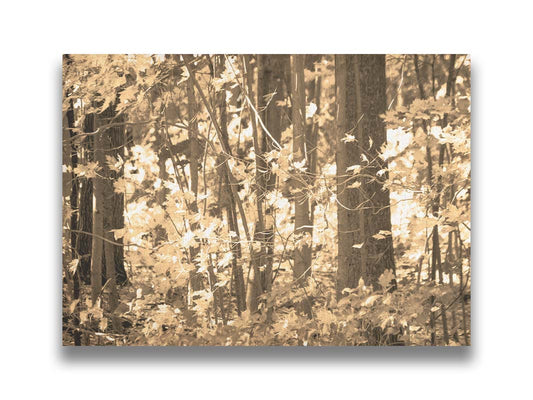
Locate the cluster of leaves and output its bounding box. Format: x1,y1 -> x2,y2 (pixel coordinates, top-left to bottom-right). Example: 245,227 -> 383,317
99,269 -> 463,346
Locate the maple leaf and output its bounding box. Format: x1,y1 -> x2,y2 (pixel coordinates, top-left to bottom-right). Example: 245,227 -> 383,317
342,134 -> 356,143
346,164 -> 361,173
217,252 -> 233,268
378,269 -> 395,290
105,154 -> 123,172
74,162 -> 100,178
292,159 -> 307,172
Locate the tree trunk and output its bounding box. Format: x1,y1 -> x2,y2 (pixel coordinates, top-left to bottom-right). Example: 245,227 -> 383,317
413,55 -> 438,282
185,67 -> 203,299
246,55 -> 289,313
76,114 -> 94,284
91,125 -> 105,305
335,55 -> 395,295
99,105 -> 127,285
358,55 -> 395,288
245,55 -> 266,313
101,121 -> 120,322
290,55 -> 313,317
290,55 -> 312,283
154,131 -> 169,245
306,55 -> 321,234
64,96 -> 81,346
335,55 -> 364,298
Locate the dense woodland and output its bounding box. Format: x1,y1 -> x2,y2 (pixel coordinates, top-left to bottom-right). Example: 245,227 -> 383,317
62,54 -> 470,346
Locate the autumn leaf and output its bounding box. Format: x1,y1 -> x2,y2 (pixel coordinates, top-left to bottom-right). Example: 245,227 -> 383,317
342,134 -> 356,143
69,299 -> 79,314
74,162 -> 100,178
346,164 -> 361,173
68,259 -> 79,275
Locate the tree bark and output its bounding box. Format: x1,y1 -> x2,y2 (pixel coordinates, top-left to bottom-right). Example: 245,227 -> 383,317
91,125 -> 105,305
358,55 -> 395,289
246,55 -> 289,313
99,105 -> 127,285
306,55 -> 321,234
245,55 -> 266,313
335,55 -> 395,295
76,114 -> 94,284
185,66 -> 204,298
64,95 -> 81,346
101,120 -> 120,320
290,55 -> 312,285
289,55 -> 313,318
335,55 -> 364,298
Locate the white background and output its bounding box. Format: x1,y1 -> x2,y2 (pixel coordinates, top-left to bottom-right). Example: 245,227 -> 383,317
1,1 -> 530,399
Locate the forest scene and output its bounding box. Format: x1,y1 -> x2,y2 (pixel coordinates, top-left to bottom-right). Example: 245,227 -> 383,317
62,54 -> 471,346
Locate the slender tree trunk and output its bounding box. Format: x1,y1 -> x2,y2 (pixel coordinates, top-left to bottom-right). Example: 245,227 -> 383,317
91,127 -> 105,305
66,101 -> 78,272
335,55 -> 364,297
414,54 -> 440,282
154,132 -> 170,245
228,203 -> 246,314
99,105 -> 127,285
307,56 -> 321,233
290,55 -> 312,317
76,114 -> 94,284
64,96 -> 81,346
435,54 -> 458,283
290,55 -> 312,283
209,56 -> 244,315
244,55 -> 266,313
101,122 -> 120,326
185,67 -> 203,299
248,55 -> 289,312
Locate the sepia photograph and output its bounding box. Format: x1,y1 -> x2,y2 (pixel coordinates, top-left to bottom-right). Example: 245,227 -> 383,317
62,54 -> 471,346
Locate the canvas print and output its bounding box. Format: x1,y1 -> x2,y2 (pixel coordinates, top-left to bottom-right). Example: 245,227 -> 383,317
62,54 -> 471,346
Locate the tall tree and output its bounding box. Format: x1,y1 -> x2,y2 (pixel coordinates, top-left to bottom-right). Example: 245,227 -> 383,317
64,89 -> 81,346
358,55 -> 395,288
185,63 -> 204,300
290,55 -> 312,316
335,55 -> 395,297
335,55 -> 364,298
247,54 -> 289,312
305,55 -> 321,230
76,114 -> 94,284
100,105 -> 127,285
244,54 -> 266,313
91,124 -> 105,304
212,55 -> 245,315
101,110 -> 125,319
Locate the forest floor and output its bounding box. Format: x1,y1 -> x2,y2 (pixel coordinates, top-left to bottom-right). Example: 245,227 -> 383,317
63,258 -> 470,346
